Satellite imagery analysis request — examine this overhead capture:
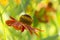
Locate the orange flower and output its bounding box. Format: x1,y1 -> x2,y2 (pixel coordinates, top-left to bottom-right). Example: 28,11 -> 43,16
6,15 -> 44,37
36,0 -> 50,11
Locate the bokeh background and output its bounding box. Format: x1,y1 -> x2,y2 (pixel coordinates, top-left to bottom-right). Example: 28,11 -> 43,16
0,0 -> 60,40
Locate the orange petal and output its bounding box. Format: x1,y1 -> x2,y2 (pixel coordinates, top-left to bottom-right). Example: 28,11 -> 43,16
23,24 -> 33,34
6,20 -> 15,26
10,16 -> 16,20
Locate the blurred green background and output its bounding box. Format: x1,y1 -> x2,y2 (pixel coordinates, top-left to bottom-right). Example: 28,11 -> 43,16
0,0 -> 60,40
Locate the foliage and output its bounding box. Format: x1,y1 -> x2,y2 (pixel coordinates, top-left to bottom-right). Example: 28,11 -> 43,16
0,0 -> 60,40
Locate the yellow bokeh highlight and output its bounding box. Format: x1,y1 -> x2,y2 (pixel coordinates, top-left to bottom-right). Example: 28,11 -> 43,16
49,25 -> 56,36
0,0 -> 8,6
40,24 -> 48,38
25,5 -> 32,15
0,14 -> 13,40
14,0 -> 21,5
57,16 -> 60,26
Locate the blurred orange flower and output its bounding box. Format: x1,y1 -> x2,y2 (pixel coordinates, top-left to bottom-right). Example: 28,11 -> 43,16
14,0 -> 21,5
0,0 -> 8,6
